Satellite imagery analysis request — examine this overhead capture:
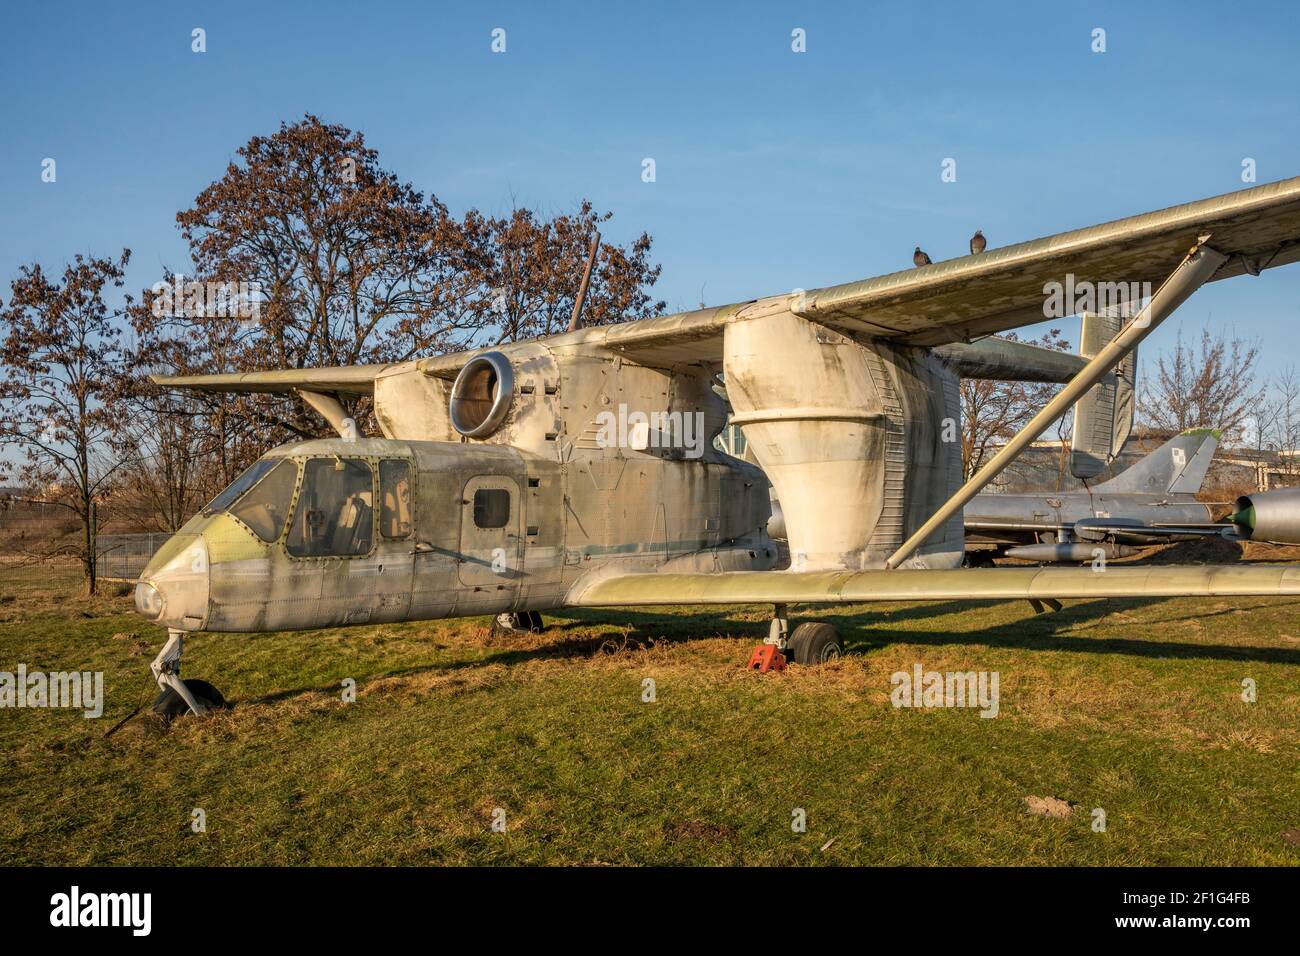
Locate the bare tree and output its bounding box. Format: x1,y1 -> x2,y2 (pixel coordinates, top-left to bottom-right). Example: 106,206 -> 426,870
110,386 -> 227,532
1259,365 -> 1300,485
0,251 -> 132,594
1138,325 -> 1262,442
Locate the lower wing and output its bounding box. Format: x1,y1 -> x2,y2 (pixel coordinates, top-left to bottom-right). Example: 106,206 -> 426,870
566,565 -> 1300,607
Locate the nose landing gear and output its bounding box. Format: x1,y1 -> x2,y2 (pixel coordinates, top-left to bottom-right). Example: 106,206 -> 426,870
149,630 -> 228,719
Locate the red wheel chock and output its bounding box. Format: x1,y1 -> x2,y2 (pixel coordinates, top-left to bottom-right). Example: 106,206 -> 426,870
746,644 -> 786,673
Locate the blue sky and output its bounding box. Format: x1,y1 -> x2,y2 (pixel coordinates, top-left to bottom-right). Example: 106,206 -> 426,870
3,0 -> 1299,375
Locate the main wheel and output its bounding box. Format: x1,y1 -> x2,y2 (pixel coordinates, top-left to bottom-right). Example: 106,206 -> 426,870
493,612 -> 544,634
786,622 -> 842,665
152,678 -> 228,720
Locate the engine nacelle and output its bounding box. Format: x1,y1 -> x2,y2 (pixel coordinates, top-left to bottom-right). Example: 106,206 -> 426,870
450,352 -> 514,438
723,311 -> 962,571
1230,487 -> 1300,543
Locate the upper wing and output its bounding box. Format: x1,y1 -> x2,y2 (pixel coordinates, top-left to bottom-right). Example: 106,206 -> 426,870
566,565 -> 1300,607
424,176 -> 1300,374
796,176 -> 1300,347
152,177 -> 1300,394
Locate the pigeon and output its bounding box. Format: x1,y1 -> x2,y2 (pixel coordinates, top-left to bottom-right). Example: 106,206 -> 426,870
969,230 -> 987,254
913,247 -> 932,267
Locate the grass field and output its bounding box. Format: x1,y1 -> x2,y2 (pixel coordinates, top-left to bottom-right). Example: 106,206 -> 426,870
2,561 -> 1299,866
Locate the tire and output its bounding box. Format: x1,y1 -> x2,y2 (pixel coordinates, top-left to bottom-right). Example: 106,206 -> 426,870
787,622 -> 842,665
152,678 -> 228,720
494,612 -> 543,634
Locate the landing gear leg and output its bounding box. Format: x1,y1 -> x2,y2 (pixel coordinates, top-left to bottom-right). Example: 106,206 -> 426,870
746,604 -> 789,673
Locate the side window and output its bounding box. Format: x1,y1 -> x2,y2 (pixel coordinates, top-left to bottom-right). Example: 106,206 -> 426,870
379,459 -> 413,539
473,488 -> 510,529
203,458 -> 276,516
230,459 -> 298,542
286,458 -> 375,557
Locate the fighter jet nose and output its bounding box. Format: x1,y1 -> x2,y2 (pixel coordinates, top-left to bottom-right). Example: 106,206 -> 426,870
135,533 -> 211,630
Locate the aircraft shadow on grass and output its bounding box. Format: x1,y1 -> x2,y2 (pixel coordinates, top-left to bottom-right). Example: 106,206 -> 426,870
560,599 -> 1300,666
238,595 -> 1300,708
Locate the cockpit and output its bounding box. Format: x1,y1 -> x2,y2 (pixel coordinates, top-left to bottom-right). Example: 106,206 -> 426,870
202,454 -> 413,557
135,436 -> 541,634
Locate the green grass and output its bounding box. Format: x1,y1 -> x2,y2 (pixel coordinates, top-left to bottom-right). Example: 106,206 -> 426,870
2,562 -> 1299,865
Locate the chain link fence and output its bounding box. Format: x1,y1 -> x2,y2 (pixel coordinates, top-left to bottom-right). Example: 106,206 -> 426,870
95,533 -> 168,581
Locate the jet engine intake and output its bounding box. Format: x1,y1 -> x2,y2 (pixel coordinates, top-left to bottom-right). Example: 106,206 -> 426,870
450,352 -> 514,438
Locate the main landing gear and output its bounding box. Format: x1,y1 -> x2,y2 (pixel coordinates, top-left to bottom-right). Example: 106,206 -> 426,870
493,611 -> 545,635
747,604 -> 843,672
150,629 -> 228,719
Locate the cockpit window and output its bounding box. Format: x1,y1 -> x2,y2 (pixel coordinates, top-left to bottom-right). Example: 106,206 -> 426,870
229,459 -> 298,542
203,458 -> 278,516
286,458 -> 375,557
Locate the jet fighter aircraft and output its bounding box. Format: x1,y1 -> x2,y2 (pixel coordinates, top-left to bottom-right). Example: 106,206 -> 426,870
963,428 -> 1227,564
138,177 -> 1300,713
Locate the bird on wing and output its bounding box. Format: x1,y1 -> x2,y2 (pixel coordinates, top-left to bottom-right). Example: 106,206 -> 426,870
913,247 -> 932,267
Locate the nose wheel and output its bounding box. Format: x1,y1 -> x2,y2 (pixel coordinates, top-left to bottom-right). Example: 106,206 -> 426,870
149,630 -> 228,719
153,678 -> 227,720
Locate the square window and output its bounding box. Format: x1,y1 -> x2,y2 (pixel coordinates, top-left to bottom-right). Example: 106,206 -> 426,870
473,488 -> 510,529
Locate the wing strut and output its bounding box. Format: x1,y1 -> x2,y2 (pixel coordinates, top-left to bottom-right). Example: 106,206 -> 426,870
884,236 -> 1229,569
296,389 -> 354,438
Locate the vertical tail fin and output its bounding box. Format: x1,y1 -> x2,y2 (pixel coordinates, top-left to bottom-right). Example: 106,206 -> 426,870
1070,311 -> 1137,479
1090,428 -> 1221,495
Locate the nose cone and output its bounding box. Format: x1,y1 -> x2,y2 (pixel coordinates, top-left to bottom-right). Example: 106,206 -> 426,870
135,532 -> 210,630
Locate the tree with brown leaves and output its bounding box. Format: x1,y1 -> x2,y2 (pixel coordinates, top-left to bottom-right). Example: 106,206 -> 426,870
460,201 -> 664,344
132,114 -> 477,441
133,115 -> 665,458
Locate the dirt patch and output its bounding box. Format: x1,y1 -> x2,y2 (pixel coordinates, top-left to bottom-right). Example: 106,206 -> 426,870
1024,795 -> 1076,818
663,819 -> 738,843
